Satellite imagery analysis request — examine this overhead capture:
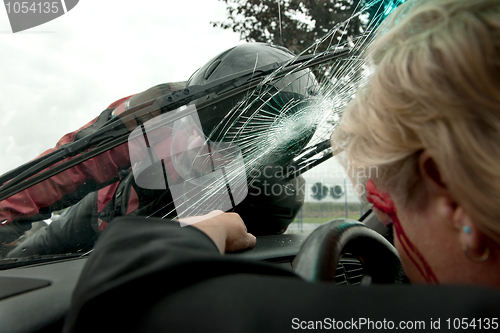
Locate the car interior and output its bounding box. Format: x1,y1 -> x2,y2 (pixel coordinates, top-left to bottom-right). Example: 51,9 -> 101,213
0,210 -> 396,333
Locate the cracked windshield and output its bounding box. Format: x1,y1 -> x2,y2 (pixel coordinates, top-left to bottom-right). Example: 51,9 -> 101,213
0,0 -> 405,261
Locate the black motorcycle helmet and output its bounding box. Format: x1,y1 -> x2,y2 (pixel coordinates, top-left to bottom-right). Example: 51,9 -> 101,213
186,43 -> 317,235
187,43 -> 318,166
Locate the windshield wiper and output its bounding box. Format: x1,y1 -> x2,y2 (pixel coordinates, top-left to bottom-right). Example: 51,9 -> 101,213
285,139 -> 334,179
0,49 -> 350,201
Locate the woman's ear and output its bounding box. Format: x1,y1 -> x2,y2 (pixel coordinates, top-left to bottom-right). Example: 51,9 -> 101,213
418,151 -> 456,220
418,151 -> 449,195
418,151 -> 490,263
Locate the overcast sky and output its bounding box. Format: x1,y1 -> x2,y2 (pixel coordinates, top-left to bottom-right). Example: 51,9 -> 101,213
0,0 -> 361,202
0,0 -> 245,172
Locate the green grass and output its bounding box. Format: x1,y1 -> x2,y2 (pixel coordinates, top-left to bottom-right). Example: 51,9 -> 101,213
291,202 -> 372,224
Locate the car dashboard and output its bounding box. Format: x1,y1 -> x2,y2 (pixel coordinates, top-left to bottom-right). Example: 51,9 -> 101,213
0,225 -> 371,333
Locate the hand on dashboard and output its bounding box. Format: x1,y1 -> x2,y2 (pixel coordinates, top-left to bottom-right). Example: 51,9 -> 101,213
180,210 -> 256,254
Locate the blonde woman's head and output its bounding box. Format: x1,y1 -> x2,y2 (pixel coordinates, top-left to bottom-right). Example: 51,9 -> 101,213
333,0 -> 500,244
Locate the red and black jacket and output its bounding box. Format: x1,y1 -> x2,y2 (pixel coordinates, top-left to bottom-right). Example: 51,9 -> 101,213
0,82 -> 185,244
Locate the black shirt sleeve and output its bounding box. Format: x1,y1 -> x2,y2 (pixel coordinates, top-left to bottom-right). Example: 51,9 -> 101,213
63,216 -> 500,333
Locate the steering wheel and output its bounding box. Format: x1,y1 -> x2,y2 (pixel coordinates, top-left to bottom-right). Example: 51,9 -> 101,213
293,219 -> 407,284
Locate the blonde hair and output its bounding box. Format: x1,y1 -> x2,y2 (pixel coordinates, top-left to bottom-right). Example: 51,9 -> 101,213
332,0 -> 500,242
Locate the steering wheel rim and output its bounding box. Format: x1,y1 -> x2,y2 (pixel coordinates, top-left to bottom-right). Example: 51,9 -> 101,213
293,219 -> 407,284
